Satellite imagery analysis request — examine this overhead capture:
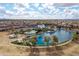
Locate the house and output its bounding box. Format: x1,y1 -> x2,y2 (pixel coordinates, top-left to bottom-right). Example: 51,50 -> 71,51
37,24 -> 46,28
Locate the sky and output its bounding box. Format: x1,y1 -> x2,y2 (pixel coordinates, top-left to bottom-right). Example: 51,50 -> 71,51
0,3 -> 79,19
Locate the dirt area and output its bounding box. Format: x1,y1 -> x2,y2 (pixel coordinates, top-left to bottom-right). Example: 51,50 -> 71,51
0,32 -> 79,56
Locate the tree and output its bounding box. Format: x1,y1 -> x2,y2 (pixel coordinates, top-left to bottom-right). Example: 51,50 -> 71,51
19,29 -> 24,34
52,35 -> 58,45
72,32 -> 78,41
51,35 -> 59,51
30,36 -> 37,46
44,36 -> 50,46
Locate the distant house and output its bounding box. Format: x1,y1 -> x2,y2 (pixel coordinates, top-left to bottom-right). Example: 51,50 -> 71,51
37,24 -> 46,28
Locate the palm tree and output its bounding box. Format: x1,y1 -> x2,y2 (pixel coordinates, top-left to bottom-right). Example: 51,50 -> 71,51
51,35 -> 59,51
52,35 -> 58,45
30,36 -> 37,46
29,36 -> 40,56
46,35 -> 58,55
51,35 -> 64,55
44,36 -> 50,46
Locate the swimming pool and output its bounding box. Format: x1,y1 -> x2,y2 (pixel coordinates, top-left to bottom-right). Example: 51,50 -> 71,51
36,29 -> 72,46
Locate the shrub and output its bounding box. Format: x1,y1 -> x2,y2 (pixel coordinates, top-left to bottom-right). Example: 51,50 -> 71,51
19,29 -> 25,34
72,32 -> 78,41
11,40 -> 23,45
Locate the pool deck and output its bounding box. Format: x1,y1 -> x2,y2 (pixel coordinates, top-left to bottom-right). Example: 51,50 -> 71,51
0,32 -> 79,56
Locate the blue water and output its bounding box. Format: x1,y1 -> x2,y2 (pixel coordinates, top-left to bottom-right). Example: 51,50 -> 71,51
53,30 -> 72,43
36,34 -> 44,45
36,29 -> 72,45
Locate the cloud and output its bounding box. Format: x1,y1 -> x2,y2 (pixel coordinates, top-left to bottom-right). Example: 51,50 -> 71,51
0,3 -> 79,19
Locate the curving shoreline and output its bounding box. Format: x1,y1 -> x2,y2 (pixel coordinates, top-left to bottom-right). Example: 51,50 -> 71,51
11,38 -> 73,49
